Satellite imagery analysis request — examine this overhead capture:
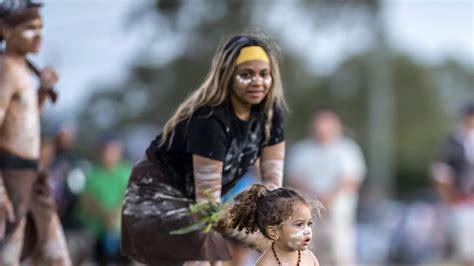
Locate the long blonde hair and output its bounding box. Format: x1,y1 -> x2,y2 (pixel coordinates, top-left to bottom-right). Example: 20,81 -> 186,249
160,32 -> 287,147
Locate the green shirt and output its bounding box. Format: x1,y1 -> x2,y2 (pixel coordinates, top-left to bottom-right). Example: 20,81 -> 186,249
78,161 -> 131,237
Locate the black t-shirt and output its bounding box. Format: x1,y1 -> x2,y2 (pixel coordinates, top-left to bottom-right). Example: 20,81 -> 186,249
148,101 -> 284,199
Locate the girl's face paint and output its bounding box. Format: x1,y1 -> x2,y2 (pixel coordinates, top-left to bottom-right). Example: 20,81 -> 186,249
274,202 -> 313,252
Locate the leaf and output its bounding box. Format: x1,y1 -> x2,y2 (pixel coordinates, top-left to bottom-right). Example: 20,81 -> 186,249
170,219 -> 207,235
169,200 -> 225,235
189,201 -> 211,213
203,223 -> 213,233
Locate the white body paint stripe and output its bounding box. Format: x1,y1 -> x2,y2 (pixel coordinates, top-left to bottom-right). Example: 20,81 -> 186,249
261,159 -> 283,188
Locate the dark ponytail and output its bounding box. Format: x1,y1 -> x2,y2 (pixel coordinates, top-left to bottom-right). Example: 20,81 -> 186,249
228,184 -> 268,235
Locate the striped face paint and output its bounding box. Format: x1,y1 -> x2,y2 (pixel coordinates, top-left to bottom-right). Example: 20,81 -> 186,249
289,226 -> 312,240
194,164 -> 222,203
261,159 -> 283,189
274,202 -> 313,252
287,225 -> 312,250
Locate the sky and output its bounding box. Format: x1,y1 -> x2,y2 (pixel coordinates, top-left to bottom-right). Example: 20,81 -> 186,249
385,0 -> 473,65
36,0 -> 473,117
37,0 -> 148,117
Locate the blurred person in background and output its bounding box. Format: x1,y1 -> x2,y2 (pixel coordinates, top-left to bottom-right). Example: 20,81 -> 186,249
49,123 -> 85,228
287,108 -> 366,266
48,122 -> 89,265
76,135 -> 131,265
432,101 -> 474,266
0,0 -> 70,264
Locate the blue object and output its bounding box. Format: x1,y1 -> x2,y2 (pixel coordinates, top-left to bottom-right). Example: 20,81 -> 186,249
222,172 -> 258,202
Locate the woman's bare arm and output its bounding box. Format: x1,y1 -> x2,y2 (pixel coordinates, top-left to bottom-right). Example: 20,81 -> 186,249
192,154 -> 223,203
259,141 -> 285,189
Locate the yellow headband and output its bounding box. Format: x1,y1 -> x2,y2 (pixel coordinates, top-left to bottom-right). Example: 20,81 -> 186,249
235,46 -> 270,65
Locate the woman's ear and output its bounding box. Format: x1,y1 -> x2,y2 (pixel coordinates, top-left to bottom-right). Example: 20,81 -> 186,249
266,225 -> 279,241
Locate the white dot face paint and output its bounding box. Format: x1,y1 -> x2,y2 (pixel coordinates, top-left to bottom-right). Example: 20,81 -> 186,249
21,29 -> 40,40
232,60 -> 272,107
236,74 -> 252,85
262,75 -> 272,86
235,74 -> 272,86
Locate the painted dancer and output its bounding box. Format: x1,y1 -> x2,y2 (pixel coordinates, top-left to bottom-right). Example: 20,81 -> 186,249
121,32 -> 286,265
0,0 -> 70,264
226,184 -> 321,266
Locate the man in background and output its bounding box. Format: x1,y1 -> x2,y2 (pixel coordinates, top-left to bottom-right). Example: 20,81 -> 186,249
287,108 -> 366,266
76,135 -> 131,265
432,101 -> 474,266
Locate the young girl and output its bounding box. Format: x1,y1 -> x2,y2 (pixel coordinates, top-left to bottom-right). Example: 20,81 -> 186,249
227,184 -> 321,266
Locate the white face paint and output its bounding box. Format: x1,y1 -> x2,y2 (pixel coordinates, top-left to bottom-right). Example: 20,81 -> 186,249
289,226 -> 312,239
275,202 -> 313,251
236,74 -> 272,86
285,224 -> 312,251
236,74 -> 252,85
262,75 -> 272,86
21,29 -> 40,40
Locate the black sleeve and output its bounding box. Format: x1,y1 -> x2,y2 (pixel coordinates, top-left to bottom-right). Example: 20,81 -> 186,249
437,140 -> 451,163
186,113 -> 227,161
437,137 -> 460,166
267,107 -> 285,146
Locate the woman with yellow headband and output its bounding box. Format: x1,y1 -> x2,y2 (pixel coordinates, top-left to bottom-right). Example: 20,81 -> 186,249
121,33 -> 287,265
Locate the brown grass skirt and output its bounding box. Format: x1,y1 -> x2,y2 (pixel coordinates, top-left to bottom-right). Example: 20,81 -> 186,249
121,155 -> 232,265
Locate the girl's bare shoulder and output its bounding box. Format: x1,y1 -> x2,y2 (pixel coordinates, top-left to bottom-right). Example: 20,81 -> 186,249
255,250 -> 275,266
302,249 -> 319,266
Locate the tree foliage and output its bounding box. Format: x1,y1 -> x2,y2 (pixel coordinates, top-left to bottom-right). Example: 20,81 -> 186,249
78,0 -> 472,195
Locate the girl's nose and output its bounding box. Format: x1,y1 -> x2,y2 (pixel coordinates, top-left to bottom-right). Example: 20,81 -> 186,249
303,227 -> 312,235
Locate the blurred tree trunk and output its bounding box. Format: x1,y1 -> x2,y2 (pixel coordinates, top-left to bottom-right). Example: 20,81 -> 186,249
366,2 -> 395,199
